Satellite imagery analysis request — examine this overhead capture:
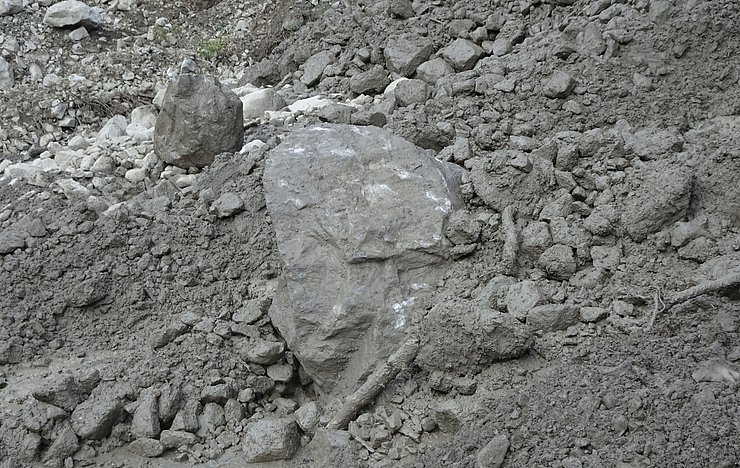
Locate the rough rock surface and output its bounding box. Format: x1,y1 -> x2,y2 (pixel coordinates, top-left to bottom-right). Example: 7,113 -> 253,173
154,74 -> 243,168
42,0 -> 102,29
264,123 -> 464,395
241,418 -> 300,462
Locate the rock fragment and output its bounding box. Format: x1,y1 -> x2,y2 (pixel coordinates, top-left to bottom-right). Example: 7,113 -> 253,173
43,0 -> 103,28
417,299 -> 533,373
0,56 -> 14,91
0,0 -> 23,16
131,387 -> 160,439
527,304 -> 579,332
128,438 -> 164,458
154,74 -> 243,169
393,78 -> 429,106
241,418 -> 301,462
32,375 -> 85,411
538,244 -> 577,280
301,50 -> 334,86
384,34 -> 434,77
70,393 -> 122,440
543,71 -> 576,98
440,38 -> 486,71
350,65 -> 390,95
477,434 -> 510,468
240,88 -> 286,120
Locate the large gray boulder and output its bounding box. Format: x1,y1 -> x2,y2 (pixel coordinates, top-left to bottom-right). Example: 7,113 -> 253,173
264,124 -> 465,395
242,418 -> 300,462
43,0 -> 103,28
154,74 -> 243,169
384,33 -> 434,77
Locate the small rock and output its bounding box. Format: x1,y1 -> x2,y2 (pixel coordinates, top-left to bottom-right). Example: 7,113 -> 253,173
0,56 -> 15,91
350,65 -> 390,95
301,50 -> 335,86
211,192 -> 244,218
476,434 -> 509,468
416,58 -> 454,85
128,438 -> 164,458
242,418 -> 301,462
68,26 -> 89,41
240,88 -> 286,121
691,361 -> 739,384
131,387 -> 160,439
384,33 -> 434,77
170,399 -> 201,433
42,422 -> 79,463
543,71 -> 576,98
0,0 -> 23,16
580,307 -> 608,323
393,78 -> 429,106
69,393 -> 122,440
591,245 -> 621,270
242,339 -> 284,365
266,364 -> 293,383
527,304 -> 580,332
43,0 -> 103,28
200,382 -> 236,405
294,402 -> 320,433
160,429 -> 197,449
440,38 -> 485,71
538,244 -> 577,280
503,281 -> 543,321
197,402 -> 225,436
32,375 -> 85,412
387,0 -> 414,19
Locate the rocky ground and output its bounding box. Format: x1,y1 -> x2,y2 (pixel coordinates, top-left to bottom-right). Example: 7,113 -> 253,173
1,0 -> 739,467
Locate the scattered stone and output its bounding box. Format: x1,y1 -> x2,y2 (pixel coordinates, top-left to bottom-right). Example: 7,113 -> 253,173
240,88 -> 286,120
0,0 -> 23,16
580,307 -> 608,323
43,0 -> 103,28
393,78 -> 429,106
160,429 -> 198,449
387,0 -> 414,19
200,382 -> 236,405
350,65 -> 390,94
69,393 -> 122,440
538,244 -> 577,280
418,299 -> 533,373
154,74 -> 244,169
477,434 -> 510,468
0,56 -> 15,91
68,26 -> 89,41
621,163 -> 692,241
301,50 -> 335,86
131,387 -> 160,439
527,304 -> 580,332
151,321 -> 188,348
32,375 -> 85,412
241,338 -> 284,365
42,422 -> 79,463
591,245 -> 621,270
691,361 -> 738,384
440,38 -> 486,71
294,401 -> 320,433
384,33 -> 434,77
241,418 -> 301,462
266,363 -> 293,383
211,192 -> 244,218
128,438 -> 164,458
416,58 -> 454,85
543,71 -> 576,98
504,281 -> 544,321
170,399 -> 201,433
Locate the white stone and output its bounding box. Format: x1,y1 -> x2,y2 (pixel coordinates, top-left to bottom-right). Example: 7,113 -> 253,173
287,96 -> 333,114
0,0 -> 23,16
125,168 -> 147,183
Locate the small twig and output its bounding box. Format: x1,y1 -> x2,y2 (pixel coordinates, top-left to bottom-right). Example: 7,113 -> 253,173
326,331 -> 420,430
501,206 -> 518,276
648,271 -> 740,327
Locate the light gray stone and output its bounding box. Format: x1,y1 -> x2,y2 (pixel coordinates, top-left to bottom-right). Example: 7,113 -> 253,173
301,50 -> 334,86
416,58 -> 454,85
384,34 -> 434,77
538,244 -> 577,280
476,434 -> 509,468
241,338 -> 284,365
350,65 -> 390,94
42,422 -> 79,463
0,56 -> 14,91
160,429 -> 197,449
504,281 -> 543,321
294,401 -> 320,433
43,0 -> 103,28
440,38 -> 485,71
242,418 -> 300,462
154,74 -> 243,168
527,304 -> 579,332
393,78 -> 429,106
580,307 -> 608,323
263,123 -> 465,395
32,375 -> 85,412
211,192 -> 244,218
240,88 -> 286,120
69,393 -> 122,440
197,402 -> 225,436
131,387 -> 160,439
543,71 -> 576,98
68,26 -> 89,41
387,0 -> 414,18
98,115 -> 127,140
418,299 -> 533,373
0,0 -> 23,16
128,438 -> 164,458
170,399 -> 200,433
